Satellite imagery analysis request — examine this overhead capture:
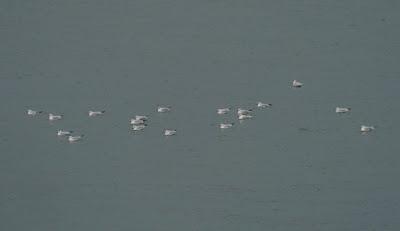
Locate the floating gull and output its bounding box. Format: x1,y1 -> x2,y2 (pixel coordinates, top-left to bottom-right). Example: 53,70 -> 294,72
132,124 -> 146,131
257,102 -> 272,108
217,108 -> 230,115
89,110 -> 105,117
335,107 -> 351,113
68,135 -> 83,142
237,108 -> 253,115
135,115 -> 148,121
130,118 -> 145,125
361,125 -> 375,133
57,130 -> 73,136
238,114 -> 253,120
292,80 -> 303,88
164,129 -> 177,136
157,106 -> 171,113
220,123 -> 234,129
49,113 -> 62,121
27,109 -> 43,116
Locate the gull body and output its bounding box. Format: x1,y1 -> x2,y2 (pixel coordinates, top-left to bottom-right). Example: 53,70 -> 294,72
164,129 -> 177,136
257,102 -> 272,108
132,124 -> 146,131
292,80 -> 303,88
27,109 -> 42,116
68,135 -> 83,142
361,125 -> 375,132
238,114 -> 253,120
49,113 -> 62,121
135,115 -> 148,121
157,106 -> 171,113
89,110 -> 105,117
217,108 -> 230,115
130,118 -> 145,125
220,123 -> 234,129
335,107 -> 351,113
237,108 -> 252,115
57,130 -> 72,136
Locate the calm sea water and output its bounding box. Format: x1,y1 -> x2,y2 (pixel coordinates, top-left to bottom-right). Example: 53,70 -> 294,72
1,0 -> 400,230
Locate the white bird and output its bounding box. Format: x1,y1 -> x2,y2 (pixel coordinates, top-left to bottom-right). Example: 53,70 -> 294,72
57,130 -> 73,136
361,125 -> 375,132
68,135 -> 83,142
238,114 -> 253,120
132,124 -> 146,131
27,109 -> 43,116
49,113 -> 62,121
237,108 -> 253,115
130,118 -> 145,125
88,110 -> 105,117
220,123 -> 234,129
335,107 -> 351,113
292,80 -> 303,88
135,115 -> 148,121
217,108 -> 230,115
157,106 -> 171,113
257,102 -> 272,108
164,129 -> 177,136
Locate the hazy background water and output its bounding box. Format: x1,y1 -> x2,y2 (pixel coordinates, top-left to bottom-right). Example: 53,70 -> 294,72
1,0 -> 400,230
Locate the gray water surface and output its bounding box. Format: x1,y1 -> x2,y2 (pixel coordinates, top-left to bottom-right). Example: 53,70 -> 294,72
1,0 -> 400,230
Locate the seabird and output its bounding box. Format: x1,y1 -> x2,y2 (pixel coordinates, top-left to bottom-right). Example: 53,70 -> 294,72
220,123 -> 234,129
132,124 -> 146,131
238,114 -> 253,120
257,102 -> 272,108
57,130 -> 73,136
135,115 -> 148,121
217,108 -> 230,115
49,113 -> 62,121
335,107 -> 351,113
164,129 -> 177,136
27,109 -> 43,116
88,110 -> 105,117
68,135 -> 84,142
237,108 -> 253,115
292,80 -> 303,88
130,118 -> 145,125
361,125 -> 375,133
157,106 -> 171,113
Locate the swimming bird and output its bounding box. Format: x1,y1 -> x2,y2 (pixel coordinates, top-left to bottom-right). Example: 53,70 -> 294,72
49,113 -> 62,121
220,123 -> 234,129
88,110 -> 105,117
292,80 -> 303,88
130,118 -> 145,125
57,130 -> 73,136
157,106 -> 171,113
257,102 -> 272,108
27,109 -> 43,116
335,107 -> 351,113
238,114 -> 253,120
217,108 -> 230,115
132,124 -> 146,131
164,129 -> 177,136
361,125 -> 375,133
135,115 -> 148,121
237,108 -> 253,115
68,135 -> 84,142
